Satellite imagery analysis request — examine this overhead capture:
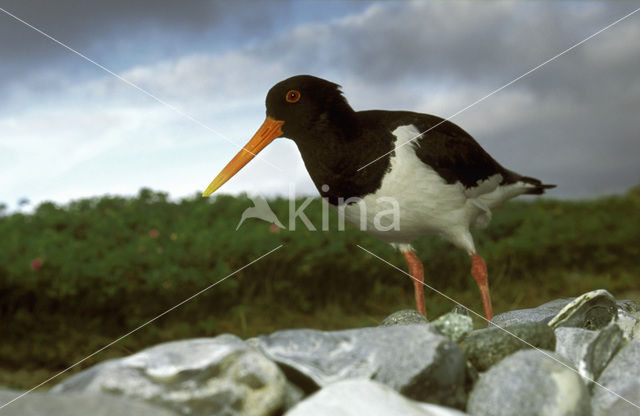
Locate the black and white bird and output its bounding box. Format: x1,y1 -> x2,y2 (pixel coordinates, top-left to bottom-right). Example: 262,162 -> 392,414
203,75 -> 555,322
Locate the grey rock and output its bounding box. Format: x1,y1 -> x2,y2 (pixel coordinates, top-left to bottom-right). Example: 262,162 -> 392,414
491,298 -> 574,327
380,309 -> 428,326
52,335 -> 291,416
467,349 -> 591,416
284,379 -> 469,416
617,299 -> 640,317
600,383 -> 640,416
283,382 -> 305,410
592,339 -> 640,416
451,305 -> 471,317
549,289 -> 618,330
0,389 -> 177,416
432,312 -> 473,342
554,327 -> 598,382
460,322 -> 555,371
616,307 -> 640,341
588,324 -> 624,378
555,324 -> 623,382
252,325 -> 467,408
464,361 -> 479,393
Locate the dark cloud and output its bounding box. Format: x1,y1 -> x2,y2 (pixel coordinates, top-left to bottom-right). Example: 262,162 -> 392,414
264,2 -> 636,87
0,1 -> 288,80
0,1 -> 298,114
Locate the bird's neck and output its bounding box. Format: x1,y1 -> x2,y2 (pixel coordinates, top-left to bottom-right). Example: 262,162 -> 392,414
293,114 -> 394,204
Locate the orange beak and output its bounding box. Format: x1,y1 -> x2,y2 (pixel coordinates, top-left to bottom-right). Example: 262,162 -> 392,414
202,117 -> 284,197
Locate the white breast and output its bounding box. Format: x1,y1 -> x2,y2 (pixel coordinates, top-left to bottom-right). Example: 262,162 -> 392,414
338,124 -> 526,252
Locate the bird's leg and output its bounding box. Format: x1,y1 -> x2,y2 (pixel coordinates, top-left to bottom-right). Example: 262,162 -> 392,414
470,253 -> 493,323
401,249 -> 426,317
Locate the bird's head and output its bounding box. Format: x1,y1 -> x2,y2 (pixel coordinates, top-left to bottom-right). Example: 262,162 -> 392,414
202,75 -> 352,197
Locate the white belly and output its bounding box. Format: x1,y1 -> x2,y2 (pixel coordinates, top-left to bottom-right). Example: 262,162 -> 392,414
337,125 -> 524,250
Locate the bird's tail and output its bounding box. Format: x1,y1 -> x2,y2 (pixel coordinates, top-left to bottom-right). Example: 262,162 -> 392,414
519,176 -> 557,195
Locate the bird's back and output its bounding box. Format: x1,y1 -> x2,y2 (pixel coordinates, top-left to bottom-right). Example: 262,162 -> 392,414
356,110 -> 555,198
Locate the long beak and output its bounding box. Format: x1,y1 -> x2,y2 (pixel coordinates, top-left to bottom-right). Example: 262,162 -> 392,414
202,117 -> 284,197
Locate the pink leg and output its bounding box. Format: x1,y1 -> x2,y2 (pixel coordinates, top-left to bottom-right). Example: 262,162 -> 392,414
471,253 -> 493,323
402,249 -> 426,317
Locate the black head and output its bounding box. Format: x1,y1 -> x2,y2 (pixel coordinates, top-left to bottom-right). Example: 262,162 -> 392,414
265,75 -> 355,140
202,75 -> 356,197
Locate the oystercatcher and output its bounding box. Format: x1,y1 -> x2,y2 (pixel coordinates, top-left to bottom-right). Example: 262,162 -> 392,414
203,75 -> 555,322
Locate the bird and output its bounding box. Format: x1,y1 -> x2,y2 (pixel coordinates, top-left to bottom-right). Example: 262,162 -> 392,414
203,75 -> 555,322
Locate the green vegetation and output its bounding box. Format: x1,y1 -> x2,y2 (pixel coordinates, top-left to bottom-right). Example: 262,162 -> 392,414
1,187 -> 639,390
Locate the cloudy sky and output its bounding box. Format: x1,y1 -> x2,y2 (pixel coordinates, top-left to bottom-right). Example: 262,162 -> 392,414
1,1 -> 639,211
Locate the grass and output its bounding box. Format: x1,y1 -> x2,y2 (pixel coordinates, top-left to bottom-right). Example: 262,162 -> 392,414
3,268 -> 637,391
1,188 -> 639,391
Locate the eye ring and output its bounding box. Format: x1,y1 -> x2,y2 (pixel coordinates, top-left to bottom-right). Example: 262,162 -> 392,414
286,90 -> 301,103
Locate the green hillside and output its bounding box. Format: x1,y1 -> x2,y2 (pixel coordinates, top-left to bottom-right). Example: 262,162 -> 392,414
1,187 -> 639,389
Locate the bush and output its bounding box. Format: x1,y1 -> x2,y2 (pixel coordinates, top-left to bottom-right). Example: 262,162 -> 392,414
0,189 -> 638,381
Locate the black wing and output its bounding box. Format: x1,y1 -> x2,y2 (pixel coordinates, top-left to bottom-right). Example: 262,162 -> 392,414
358,110 -> 555,195
412,113 -> 555,194
384,111 -> 510,188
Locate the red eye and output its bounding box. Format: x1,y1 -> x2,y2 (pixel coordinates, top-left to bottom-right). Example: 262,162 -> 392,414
286,90 -> 301,103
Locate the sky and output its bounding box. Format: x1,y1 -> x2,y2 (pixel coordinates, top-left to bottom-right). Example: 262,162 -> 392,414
1,1 -> 639,211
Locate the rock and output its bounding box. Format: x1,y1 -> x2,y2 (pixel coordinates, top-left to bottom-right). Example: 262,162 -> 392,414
463,361 -> 479,393
554,327 -> 598,368
491,290 -> 620,330
617,311 -> 640,341
252,325 -> 467,408
490,298 -> 574,327
616,304 -> 640,341
0,389 -> 177,416
52,335 -> 292,416
555,324 -> 623,382
432,312 -> 473,342
451,305 -> 471,316
380,309 -> 428,326
548,289 -> 618,330
599,383 -> 640,416
284,379 -> 469,416
617,299 -> 640,317
588,324 -> 624,378
467,349 -> 591,416
460,322 -> 555,371
592,339 -> 640,416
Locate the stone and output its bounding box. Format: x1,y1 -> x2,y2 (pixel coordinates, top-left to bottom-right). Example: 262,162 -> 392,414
600,383 -> 640,416
617,299 -> 640,317
467,349 -> 591,416
0,389 -> 177,416
554,327 -> 597,380
451,305 -> 471,316
592,339 -> 640,416
380,309 -> 429,326
52,335 -> 292,416
490,298 -> 574,327
618,312 -> 640,341
284,379 -> 469,416
555,324 -> 624,382
251,325 -> 467,408
588,323 -> 624,378
432,312 -> 473,342
548,289 -> 618,330
460,322 -> 555,371
616,299 -> 640,340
